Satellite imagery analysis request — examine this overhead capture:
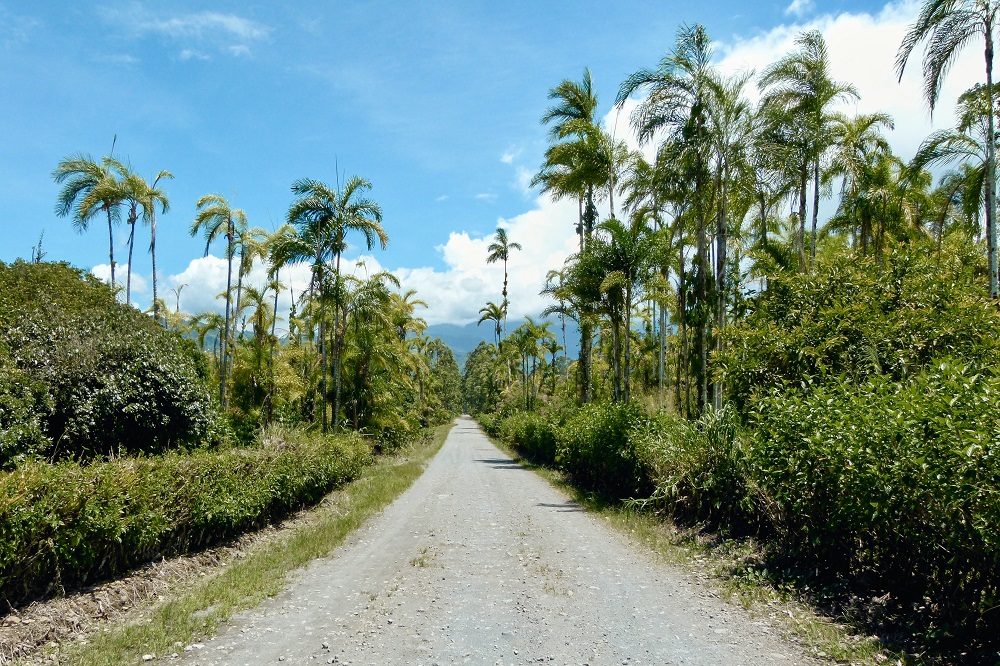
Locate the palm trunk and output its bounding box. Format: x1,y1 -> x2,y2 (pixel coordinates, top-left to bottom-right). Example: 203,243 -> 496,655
811,156 -> 820,269
333,252 -> 343,432
986,26 -> 998,298
624,286 -> 632,403
106,205 -> 116,292
798,155 -> 808,271
150,210 -> 159,324
221,224 -> 234,407
580,320 -> 592,404
126,206 -> 137,305
715,172 -> 728,411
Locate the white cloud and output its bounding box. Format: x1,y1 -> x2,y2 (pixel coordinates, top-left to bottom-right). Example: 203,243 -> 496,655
136,11 -> 269,42
435,194 -> 450,202
500,146 -> 522,164
392,195 -> 580,325
91,264 -> 148,300
179,49 -> 210,62
785,0 -> 815,18
474,192 -> 497,202
514,166 -> 534,195
105,8 -> 269,58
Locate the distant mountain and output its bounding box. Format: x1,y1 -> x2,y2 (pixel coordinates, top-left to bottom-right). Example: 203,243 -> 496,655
426,317 -> 580,370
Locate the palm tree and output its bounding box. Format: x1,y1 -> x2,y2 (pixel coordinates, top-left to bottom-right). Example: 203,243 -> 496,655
52,154 -> 123,290
192,194 -> 247,406
477,301 -> 505,347
897,0 -> 1000,296
287,176 -> 387,432
486,227 -> 522,333
760,30 -> 859,269
618,23 -> 716,412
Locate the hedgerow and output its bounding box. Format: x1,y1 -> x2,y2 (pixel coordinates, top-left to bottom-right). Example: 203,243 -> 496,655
0,429 -> 372,608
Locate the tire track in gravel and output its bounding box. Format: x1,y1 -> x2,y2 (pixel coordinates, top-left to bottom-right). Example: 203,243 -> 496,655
179,416 -> 814,666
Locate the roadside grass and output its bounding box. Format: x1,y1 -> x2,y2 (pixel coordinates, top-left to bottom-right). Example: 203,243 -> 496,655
487,433 -> 898,666
48,422 -> 453,666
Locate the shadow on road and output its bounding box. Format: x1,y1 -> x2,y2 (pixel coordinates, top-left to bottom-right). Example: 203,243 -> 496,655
536,501 -> 585,513
473,458 -> 527,470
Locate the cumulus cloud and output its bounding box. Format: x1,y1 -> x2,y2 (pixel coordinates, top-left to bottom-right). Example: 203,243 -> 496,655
91,264 -> 149,300
392,196 -> 579,325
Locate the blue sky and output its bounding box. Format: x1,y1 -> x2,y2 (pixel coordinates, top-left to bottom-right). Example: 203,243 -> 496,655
0,1 -> 976,324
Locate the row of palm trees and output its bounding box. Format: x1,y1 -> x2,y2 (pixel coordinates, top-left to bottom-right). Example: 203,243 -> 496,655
478,1 -> 1000,417
52,155 -> 172,317
53,155 -> 460,432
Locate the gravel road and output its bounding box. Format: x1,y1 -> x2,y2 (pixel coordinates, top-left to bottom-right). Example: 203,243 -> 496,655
179,416 -> 813,665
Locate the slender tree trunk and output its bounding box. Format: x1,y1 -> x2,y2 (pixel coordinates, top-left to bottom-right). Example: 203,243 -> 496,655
150,211 -> 159,325
715,173 -> 728,411
221,224 -> 234,407
126,210 -> 136,305
798,155 -> 808,271
578,195 -> 584,251
611,312 -> 621,402
624,287 -> 632,402
811,156 -> 820,269
268,276 -> 279,425
333,252 -> 343,432
502,260 -> 509,335
986,26 -> 998,298
580,320 -> 592,404
317,266 -> 328,433
106,205 -> 116,292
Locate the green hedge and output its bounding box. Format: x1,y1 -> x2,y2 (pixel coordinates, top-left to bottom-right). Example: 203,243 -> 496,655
0,430 -> 372,608
553,402 -> 653,500
500,411 -> 558,464
750,361 -> 1000,632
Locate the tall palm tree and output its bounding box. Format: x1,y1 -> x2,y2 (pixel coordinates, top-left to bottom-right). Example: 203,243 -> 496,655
897,0 -> 1000,296
477,301 -> 505,347
52,154 -> 123,290
287,176 -> 387,432
140,170 -> 172,324
618,23 -> 716,412
192,194 -> 247,406
486,227 -> 522,334
761,30 -> 858,268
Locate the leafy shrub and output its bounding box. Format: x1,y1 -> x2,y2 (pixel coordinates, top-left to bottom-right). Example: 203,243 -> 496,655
554,402 -> 653,499
0,261 -> 216,465
500,411 -> 557,464
0,428 -> 372,608
0,344 -> 50,465
720,243 -> 1000,411
750,361 -> 999,633
633,406 -> 753,528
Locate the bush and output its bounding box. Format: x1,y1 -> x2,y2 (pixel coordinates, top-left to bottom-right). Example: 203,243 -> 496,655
750,361 -> 999,633
554,402 -> 653,499
500,411 -> 557,464
0,428 -> 372,608
0,261 -> 216,465
633,406 -> 753,528
719,243 -> 1000,412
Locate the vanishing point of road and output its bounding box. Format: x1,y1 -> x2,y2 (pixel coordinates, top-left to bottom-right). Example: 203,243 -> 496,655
181,416 -> 813,665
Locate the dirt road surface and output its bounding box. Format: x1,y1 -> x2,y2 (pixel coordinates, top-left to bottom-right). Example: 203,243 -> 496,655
179,416 -> 813,665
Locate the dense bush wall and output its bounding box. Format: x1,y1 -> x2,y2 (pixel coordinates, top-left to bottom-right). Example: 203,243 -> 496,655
0,430 -> 372,608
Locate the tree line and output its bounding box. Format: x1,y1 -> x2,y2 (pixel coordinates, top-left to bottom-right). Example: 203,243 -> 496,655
52,156 -> 461,440
466,4 -> 1000,418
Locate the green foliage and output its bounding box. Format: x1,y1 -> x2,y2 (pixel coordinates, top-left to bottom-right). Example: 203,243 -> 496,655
499,411 -> 558,464
749,362 -> 999,633
0,261 -> 216,465
554,402 -> 653,499
720,242 -> 998,410
0,427 -> 372,608
633,406 -> 753,527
